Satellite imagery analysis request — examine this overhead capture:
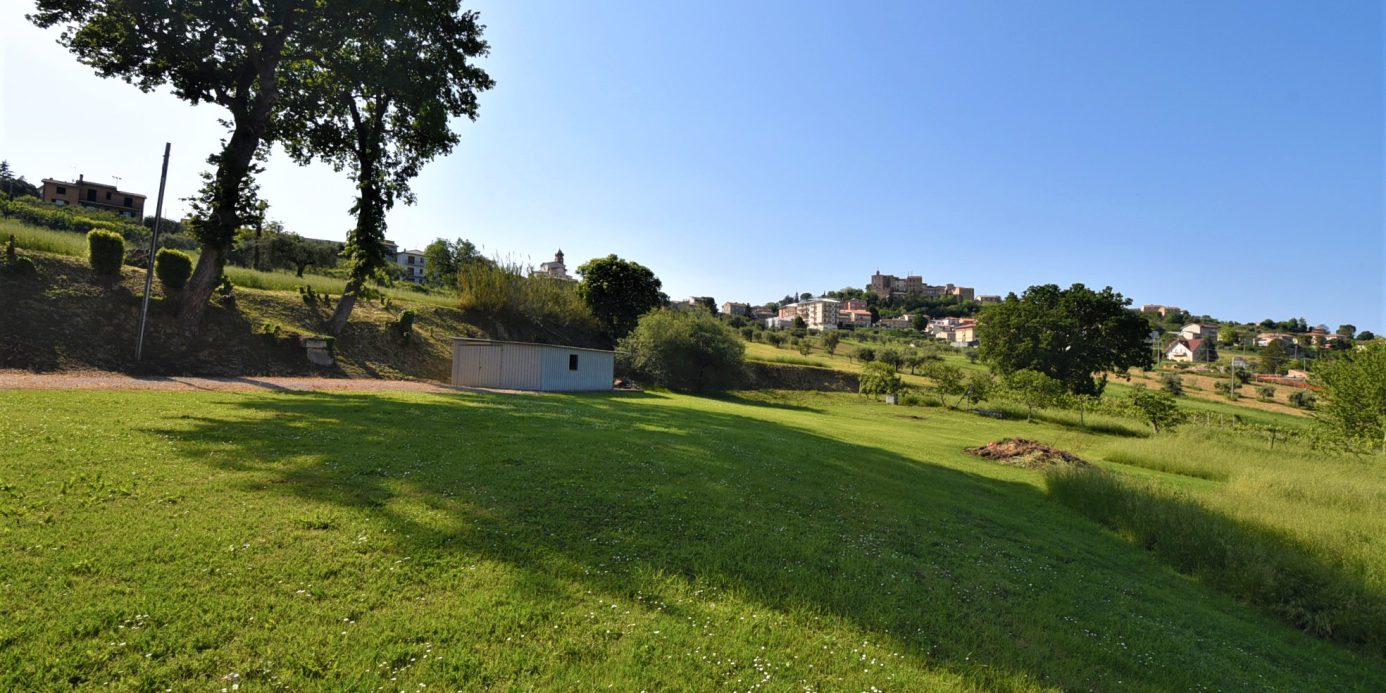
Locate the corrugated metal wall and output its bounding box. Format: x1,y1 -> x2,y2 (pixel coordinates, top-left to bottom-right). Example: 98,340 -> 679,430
540,348 -> 614,391
452,340 -> 611,391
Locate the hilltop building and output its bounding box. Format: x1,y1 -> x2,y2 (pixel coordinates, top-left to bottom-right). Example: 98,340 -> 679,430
40,174 -> 145,218
721,302 -> 750,317
534,249 -> 575,282
870,271 -> 974,301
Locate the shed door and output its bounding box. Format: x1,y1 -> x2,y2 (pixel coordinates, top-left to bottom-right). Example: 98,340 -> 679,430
473,346 -> 503,387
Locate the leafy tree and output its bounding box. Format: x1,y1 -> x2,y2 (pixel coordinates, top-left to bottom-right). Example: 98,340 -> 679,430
272,233 -> 341,277
279,0 -> 493,334
977,284 -> 1151,396
618,309 -> 745,393
31,0 -> 328,333
1129,386 -> 1186,435
856,346 -> 877,363
796,339 -> 811,356
422,237 -> 483,287
1358,331 -> 1376,341
878,348 -> 903,369
821,331 -> 841,355
1219,328 -> 1240,348
577,255 -> 667,339
1312,343 -> 1386,453
961,371 -> 995,409
792,315 -> 806,330
1006,369 -> 1064,421
1259,339 -> 1289,374
921,361 -> 965,405
859,362 -> 903,399
1337,324 -> 1357,340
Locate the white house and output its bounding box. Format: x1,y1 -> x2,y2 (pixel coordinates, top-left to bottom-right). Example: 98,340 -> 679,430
451,338 -> 613,391
1180,323 -> 1219,342
1165,338 -> 1213,363
397,248 -> 426,283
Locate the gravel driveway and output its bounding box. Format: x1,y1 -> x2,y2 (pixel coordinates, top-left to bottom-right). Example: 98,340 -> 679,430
0,369 -> 497,393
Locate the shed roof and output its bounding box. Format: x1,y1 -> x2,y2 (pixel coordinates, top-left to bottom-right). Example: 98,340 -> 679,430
451,337 -> 614,354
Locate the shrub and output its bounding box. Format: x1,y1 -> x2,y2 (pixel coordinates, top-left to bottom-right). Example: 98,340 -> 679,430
86,228 -> 125,277
1214,381 -> 1238,399
1289,390 -> 1315,410
859,361 -> 903,399
796,340 -> 811,356
856,346 -> 876,363
618,309 -> 745,393
1129,385 -> 1186,434
1256,386 -> 1276,402
1161,372 -> 1184,396
6,255 -> 37,277
3,234 -> 15,264
396,309 -> 416,342
154,248 -> 193,290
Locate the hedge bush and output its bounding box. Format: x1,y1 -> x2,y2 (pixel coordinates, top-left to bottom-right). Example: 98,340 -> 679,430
155,248 -> 193,290
86,228 -> 125,277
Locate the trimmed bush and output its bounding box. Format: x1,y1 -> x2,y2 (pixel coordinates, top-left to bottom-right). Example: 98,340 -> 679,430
1289,389 -> 1316,410
155,248 -> 193,290
618,308 -> 745,393
1256,385 -> 1276,402
86,228 -> 125,277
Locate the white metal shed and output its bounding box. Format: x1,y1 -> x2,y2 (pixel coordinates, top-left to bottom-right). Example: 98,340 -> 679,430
450,338 -> 614,392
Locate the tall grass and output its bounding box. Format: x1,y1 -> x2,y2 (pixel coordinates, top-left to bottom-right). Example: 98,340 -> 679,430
2,220 -> 89,257
1047,466 -> 1386,654
458,259 -> 600,335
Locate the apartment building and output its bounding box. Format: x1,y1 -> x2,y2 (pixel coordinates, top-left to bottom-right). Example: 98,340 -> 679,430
777,297 -> 840,330
41,175 -> 146,218
398,248 -> 426,283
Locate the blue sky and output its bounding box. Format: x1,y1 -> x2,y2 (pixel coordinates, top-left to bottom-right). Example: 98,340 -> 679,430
2,1 -> 1382,329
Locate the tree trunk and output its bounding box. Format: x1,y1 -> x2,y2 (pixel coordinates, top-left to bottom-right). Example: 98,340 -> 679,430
177,243 -> 230,333
326,279 -> 361,336
177,29 -> 289,336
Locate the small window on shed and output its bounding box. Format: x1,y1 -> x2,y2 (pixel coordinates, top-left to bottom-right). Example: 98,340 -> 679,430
568,354 -> 579,370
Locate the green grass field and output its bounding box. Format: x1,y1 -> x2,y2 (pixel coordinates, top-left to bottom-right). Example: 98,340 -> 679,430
2,388 -> 1382,689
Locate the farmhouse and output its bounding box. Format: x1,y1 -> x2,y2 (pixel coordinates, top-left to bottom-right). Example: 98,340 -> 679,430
1179,323 -> 1218,342
451,338 -> 613,391
1165,338 -> 1214,363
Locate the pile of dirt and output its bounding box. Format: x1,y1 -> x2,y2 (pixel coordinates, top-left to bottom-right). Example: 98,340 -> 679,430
965,438 -> 1091,470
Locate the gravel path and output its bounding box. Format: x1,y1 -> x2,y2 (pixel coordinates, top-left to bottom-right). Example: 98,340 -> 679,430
0,369 -> 499,394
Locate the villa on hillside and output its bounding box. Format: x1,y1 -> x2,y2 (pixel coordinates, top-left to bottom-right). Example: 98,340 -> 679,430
1180,323 -> 1219,342
1166,338 -> 1214,362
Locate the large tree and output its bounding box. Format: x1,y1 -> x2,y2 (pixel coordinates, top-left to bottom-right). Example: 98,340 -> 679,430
31,0 -> 324,334
976,284 -> 1151,396
577,255 -> 667,339
1312,343 -> 1386,453
279,0 -> 492,335
422,237 -> 484,288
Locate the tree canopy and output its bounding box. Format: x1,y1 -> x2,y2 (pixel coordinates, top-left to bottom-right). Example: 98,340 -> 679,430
31,0 -> 325,333
976,284 -> 1151,396
1312,343 -> 1386,453
278,0 -> 493,334
577,255 -> 667,339
422,237 -> 485,288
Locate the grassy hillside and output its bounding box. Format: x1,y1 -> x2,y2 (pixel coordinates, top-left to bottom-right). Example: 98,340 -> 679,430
0,222 -> 605,379
0,388 -> 1381,689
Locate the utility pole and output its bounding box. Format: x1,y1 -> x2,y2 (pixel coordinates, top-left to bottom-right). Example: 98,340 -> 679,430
136,143 -> 172,362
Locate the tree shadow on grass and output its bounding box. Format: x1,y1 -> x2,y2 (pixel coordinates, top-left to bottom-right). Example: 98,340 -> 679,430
147,390 -> 1385,690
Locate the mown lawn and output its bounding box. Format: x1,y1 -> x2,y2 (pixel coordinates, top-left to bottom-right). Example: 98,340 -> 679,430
0,388 -> 1382,690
